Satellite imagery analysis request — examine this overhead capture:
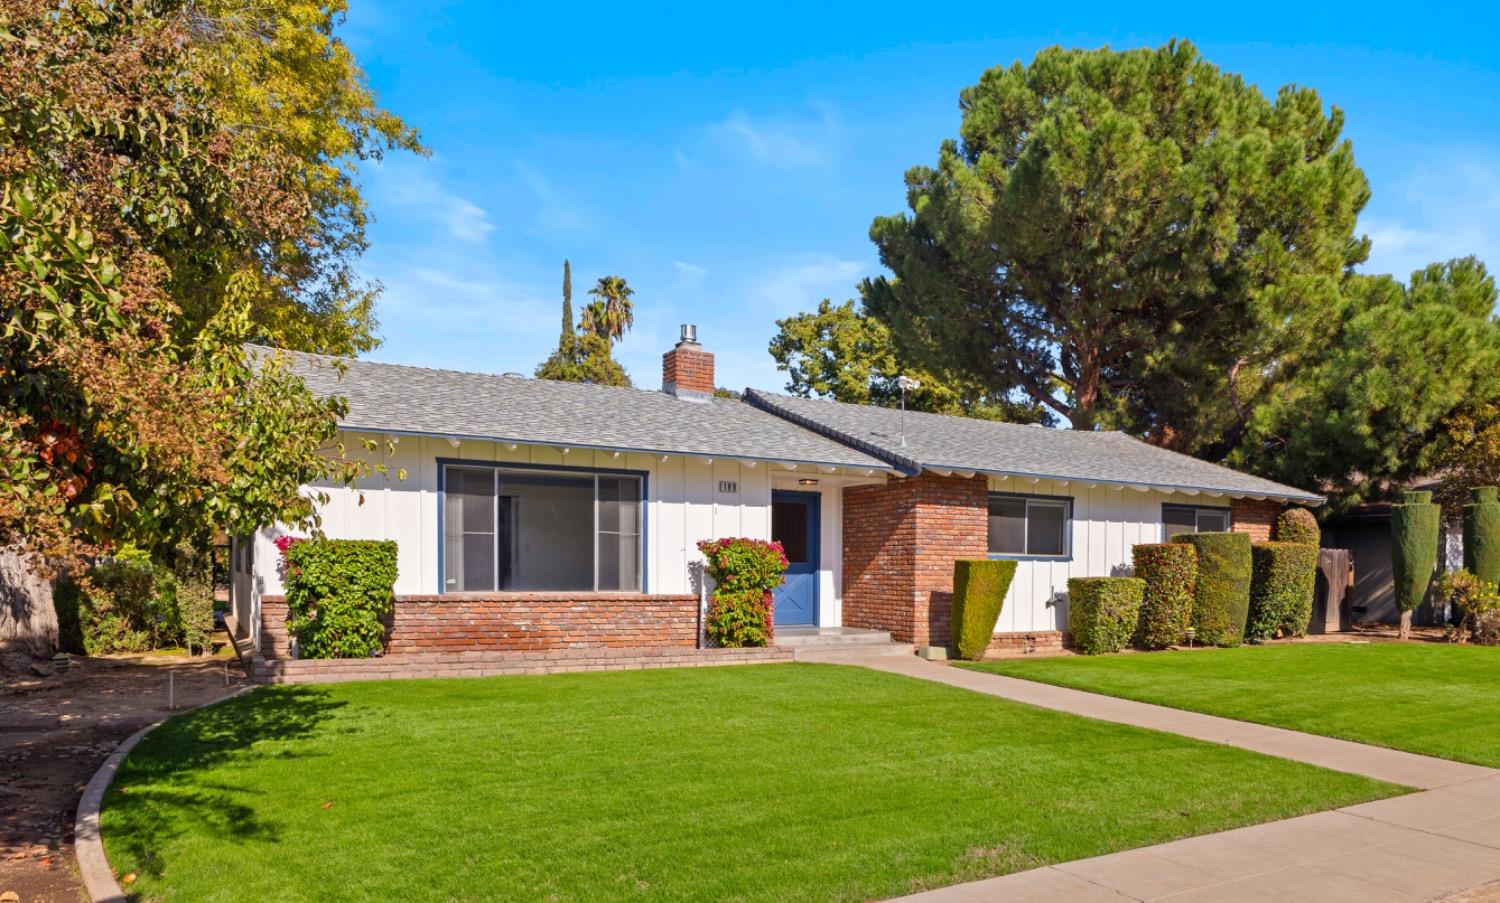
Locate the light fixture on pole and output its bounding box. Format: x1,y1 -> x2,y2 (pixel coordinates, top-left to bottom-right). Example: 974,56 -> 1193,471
896,375 -> 921,447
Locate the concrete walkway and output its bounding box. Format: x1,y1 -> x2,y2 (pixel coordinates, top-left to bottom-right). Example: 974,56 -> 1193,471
855,656 -> 1500,902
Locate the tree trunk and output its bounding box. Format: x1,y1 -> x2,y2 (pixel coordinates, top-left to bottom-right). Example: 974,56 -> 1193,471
1399,608 -> 1412,641
0,544 -> 57,672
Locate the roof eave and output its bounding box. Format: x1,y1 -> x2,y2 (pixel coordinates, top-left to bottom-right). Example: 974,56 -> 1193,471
937,464 -> 1324,505
335,423 -> 898,474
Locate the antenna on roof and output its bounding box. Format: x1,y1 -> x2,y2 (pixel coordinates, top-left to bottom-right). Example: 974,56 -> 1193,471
896,375 -> 921,447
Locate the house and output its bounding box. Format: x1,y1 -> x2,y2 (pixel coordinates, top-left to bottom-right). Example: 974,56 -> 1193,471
229,326 -> 1323,670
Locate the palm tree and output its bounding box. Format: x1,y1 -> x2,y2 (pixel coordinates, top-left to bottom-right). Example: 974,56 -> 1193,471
584,275 -> 635,343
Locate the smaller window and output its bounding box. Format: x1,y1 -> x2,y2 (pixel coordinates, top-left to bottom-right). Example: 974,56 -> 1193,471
1163,504 -> 1231,539
988,494 -> 1070,558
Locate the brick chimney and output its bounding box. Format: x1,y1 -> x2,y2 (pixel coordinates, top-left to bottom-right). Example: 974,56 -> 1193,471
662,324 -> 714,399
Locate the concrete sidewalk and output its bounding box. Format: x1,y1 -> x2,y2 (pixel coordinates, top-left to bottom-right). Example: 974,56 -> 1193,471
862,656 -> 1491,789
855,656 -> 1500,902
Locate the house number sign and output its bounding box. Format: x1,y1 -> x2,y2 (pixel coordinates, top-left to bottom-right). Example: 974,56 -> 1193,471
718,481 -> 738,493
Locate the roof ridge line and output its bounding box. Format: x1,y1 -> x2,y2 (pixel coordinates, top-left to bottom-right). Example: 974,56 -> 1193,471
744,389 -> 921,475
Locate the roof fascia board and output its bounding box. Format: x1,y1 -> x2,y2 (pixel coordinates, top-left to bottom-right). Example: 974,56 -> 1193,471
335,423 -> 897,474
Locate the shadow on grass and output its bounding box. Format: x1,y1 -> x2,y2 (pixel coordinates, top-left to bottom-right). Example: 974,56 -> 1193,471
105,687 -> 348,880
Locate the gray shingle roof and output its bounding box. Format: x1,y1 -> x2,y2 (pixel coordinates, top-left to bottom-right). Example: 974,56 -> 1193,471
744,389 -> 1323,503
262,348 -> 894,471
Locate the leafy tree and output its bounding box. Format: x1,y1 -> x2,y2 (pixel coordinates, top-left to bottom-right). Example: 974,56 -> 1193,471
1437,401 -> 1500,514
0,0 -> 392,622
535,264 -> 631,387
863,40 -> 1370,437
1232,258 -> 1500,509
170,0 -> 423,355
582,275 -> 636,342
769,300 -> 1049,423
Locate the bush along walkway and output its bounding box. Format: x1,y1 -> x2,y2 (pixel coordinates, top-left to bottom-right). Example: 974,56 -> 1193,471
856,656 -> 1500,902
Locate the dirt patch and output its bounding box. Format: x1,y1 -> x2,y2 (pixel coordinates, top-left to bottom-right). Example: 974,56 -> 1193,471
0,653 -> 247,902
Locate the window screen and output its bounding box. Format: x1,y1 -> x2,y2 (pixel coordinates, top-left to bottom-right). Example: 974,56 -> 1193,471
989,495 -> 1070,557
1163,504 -> 1231,539
443,465 -> 642,592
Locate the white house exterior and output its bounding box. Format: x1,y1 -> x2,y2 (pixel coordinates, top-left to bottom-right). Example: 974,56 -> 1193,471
232,328 -> 1322,659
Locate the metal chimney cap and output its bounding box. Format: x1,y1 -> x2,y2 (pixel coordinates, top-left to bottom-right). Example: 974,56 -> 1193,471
679,324 -> 699,345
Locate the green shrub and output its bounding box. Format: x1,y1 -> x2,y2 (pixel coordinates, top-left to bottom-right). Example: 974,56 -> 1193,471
1132,543 -> 1196,649
1464,486 -> 1500,586
951,559 -> 1018,660
697,537 -> 789,648
1274,507 -> 1320,546
53,543 -> 214,655
1391,490 -> 1440,632
1435,569 -> 1500,646
1246,542 -> 1319,642
1172,531 -> 1252,646
1067,577 -> 1146,655
283,539 -> 399,659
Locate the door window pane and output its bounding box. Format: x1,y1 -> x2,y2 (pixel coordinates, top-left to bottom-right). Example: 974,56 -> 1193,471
772,501 -> 810,563
1027,501 -> 1067,556
988,497 -> 1028,555
499,472 -> 594,591
444,467 -> 495,591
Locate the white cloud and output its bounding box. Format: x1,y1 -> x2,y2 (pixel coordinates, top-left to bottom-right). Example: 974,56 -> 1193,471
706,104 -> 839,168
748,253 -> 865,317
437,196 -> 494,242
367,158 -> 493,244
1360,150 -> 1500,282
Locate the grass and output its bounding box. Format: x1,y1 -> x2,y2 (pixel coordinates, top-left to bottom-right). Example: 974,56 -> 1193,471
970,642 -> 1500,767
102,663 -> 1401,902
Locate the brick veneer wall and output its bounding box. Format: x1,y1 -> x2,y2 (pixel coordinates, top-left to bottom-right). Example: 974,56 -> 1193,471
842,472 -> 989,646
257,593 -> 699,659
1231,498 -> 1284,542
252,646 -> 791,685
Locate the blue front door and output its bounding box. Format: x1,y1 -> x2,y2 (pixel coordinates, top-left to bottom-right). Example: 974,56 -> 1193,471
772,491 -> 820,626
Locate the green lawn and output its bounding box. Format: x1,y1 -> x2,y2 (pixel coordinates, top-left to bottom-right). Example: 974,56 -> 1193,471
103,664 -> 1400,902
970,643 -> 1500,767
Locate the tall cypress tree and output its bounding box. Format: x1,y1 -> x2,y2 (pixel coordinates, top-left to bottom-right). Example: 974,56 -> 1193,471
561,259 -> 574,340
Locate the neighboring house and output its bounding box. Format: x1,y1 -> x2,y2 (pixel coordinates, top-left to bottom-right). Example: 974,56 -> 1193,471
1322,479 -> 1464,627
230,327 -> 1322,662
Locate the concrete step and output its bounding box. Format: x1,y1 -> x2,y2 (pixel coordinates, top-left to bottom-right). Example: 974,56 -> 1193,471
774,627 -> 895,648
792,643 -> 916,663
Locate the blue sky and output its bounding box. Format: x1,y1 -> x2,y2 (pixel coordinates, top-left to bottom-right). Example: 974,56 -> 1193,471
344,1 -> 1500,392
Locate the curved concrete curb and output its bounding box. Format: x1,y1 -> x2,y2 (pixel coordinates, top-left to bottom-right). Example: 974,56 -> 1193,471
74,687 -> 252,902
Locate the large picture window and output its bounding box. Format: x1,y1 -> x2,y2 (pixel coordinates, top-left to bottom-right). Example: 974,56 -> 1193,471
988,493 -> 1070,558
442,464 -> 643,593
1162,503 -> 1230,539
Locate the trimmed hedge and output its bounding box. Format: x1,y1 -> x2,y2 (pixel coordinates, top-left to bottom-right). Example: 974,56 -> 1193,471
1274,507 -> 1320,546
951,559 -> 1018,660
1172,531 -> 1252,647
1464,486 -> 1500,587
1067,577 -> 1146,655
1246,541 -> 1319,642
1391,490 -> 1440,617
284,539 -> 399,659
1132,543 -> 1196,649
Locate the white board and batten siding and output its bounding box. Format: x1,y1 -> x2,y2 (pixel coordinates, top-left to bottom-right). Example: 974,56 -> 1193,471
251,434 -> 772,598
988,476 -> 1216,634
